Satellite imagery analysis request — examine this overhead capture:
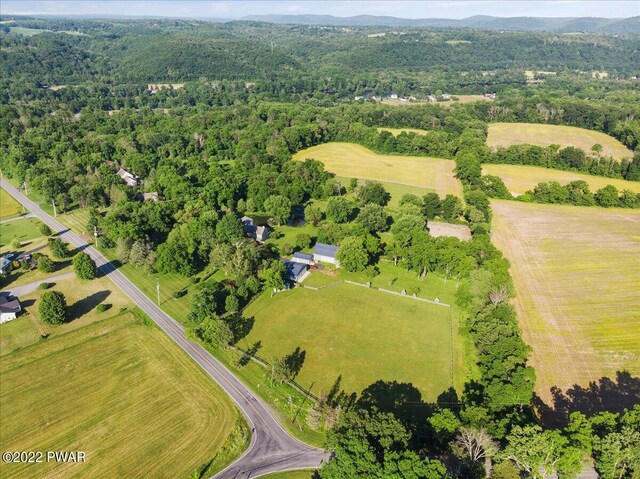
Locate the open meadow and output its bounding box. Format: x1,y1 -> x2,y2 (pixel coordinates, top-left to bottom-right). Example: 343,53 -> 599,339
0,189 -> 23,219
487,123 -> 633,159
491,200 -> 640,402
483,164 -> 640,196
0,312 -> 243,479
241,280 -> 466,402
293,142 -> 462,198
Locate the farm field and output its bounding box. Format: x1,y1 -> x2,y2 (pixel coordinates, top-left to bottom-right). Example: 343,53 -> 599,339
378,127 -> 430,136
491,200 -> 640,401
293,143 -> 462,198
335,176 -> 432,208
483,164 -> 640,196
487,123 -> 633,159
0,189 -> 22,219
0,312 -> 243,479
241,282 -> 465,402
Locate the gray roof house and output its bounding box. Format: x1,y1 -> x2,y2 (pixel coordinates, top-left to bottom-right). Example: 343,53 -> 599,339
0,255 -> 15,275
117,168 -> 140,187
0,294 -> 21,323
241,216 -> 271,243
284,261 -> 309,283
313,243 -> 339,266
291,252 -> 314,265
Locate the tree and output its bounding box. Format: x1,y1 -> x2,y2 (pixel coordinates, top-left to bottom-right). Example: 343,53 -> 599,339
39,224 -> 52,236
37,255 -> 55,273
325,197 -> 352,223
595,185 -> 619,207
264,195 -> 292,226
73,252 -> 97,280
356,181 -> 389,206
591,143 -> 603,156
593,427 -> 640,479
355,203 -> 389,232
216,212 -> 244,244
259,260 -> 286,295
193,316 -> 234,349
422,192 -> 442,220
295,233 -> 312,250
441,194 -> 463,222
48,238 -> 68,258
428,409 -> 461,442
55,192 -> 71,213
116,237 -> 133,263
39,290 -> 67,325
337,236 -> 369,272
305,203 -> 323,223
456,427 -> 499,477
129,240 -> 148,268
225,294 -> 239,314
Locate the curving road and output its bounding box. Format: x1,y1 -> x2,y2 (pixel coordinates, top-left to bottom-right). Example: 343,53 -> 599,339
1,179 -> 329,478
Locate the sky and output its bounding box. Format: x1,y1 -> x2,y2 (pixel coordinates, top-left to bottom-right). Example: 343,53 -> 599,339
2,1 -> 639,20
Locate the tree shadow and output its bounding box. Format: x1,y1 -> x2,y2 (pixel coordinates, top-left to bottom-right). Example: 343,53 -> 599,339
226,314 -> 255,343
284,347 -> 306,380
238,341 -> 262,367
68,290 -> 111,322
533,371 -> 640,427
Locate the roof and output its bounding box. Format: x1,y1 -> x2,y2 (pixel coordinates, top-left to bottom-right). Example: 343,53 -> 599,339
293,252 -> 313,261
313,243 -> 338,258
285,261 -> 308,279
0,295 -> 20,313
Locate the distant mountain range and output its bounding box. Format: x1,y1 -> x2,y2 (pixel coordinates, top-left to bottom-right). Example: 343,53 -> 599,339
241,14 -> 640,34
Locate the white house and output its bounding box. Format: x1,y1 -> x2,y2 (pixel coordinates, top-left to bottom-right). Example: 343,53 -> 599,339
241,216 -> 271,243
313,243 -> 340,266
0,294 -> 21,323
117,168 -> 140,187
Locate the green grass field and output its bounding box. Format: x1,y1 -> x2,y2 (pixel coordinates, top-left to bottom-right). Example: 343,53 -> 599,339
9,26 -> 49,36
0,217 -> 44,248
487,123 -> 633,160
0,189 -> 22,219
483,164 -> 640,196
377,127 -> 430,136
293,143 -> 462,198
241,282 -> 464,402
491,200 -> 640,401
262,471 -> 315,479
0,312 -> 244,479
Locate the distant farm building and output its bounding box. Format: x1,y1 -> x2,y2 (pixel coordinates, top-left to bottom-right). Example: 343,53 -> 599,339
241,216 -> 271,242
284,261 -> 309,283
147,83 -> 185,93
291,252 -> 314,265
0,294 -> 21,323
117,168 -> 140,187
313,243 -> 339,265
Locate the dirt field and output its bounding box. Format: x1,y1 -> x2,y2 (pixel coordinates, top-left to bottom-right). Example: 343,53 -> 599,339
483,164 -> 640,196
487,123 -> 633,160
427,221 -> 472,241
491,200 -> 640,402
293,142 -> 462,198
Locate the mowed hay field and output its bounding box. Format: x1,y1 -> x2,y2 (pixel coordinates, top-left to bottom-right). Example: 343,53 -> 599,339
487,123 -> 633,159
491,201 -> 640,401
0,188 -> 22,219
483,164 -> 640,196
0,313 -> 242,479
293,143 -> 462,198
241,283 -> 460,401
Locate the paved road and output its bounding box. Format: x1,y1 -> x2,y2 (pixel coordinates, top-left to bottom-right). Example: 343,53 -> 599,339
1,179 -> 329,479
9,271 -> 75,297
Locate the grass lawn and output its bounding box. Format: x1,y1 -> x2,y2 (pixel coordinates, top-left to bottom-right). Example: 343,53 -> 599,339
491,200 -> 640,402
0,217 -> 44,248
241,282 -> 465,402
0,189 -> 23,219
377,127 -> 430,136
0,312 -> 245,479
261,471 -> 316,479
487,123 -> 633,160
266,222 -> 320,252
483,164 -> 640,196
9,26 -> 49,36
293,143 -> 462,198
335,176 -> 432,209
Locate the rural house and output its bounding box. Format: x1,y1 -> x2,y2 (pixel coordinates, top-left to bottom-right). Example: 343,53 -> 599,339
117,168 -> 140,187
291,252 -> 314,265
313,243 -> 339,265
0,294 -> 21,323
0,255 -> 13,275
284,261 -> 309,283
241,216 -> 271,242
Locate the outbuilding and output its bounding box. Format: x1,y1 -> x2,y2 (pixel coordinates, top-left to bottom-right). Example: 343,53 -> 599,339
0,294 -> 21,323
313,243 -> 339,266
284,261 -> 309,283
291,252 -> 314,265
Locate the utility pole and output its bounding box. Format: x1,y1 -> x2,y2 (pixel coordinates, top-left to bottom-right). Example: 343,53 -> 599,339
51,199 -> 57,217
23,181 -> 28,196
156,280 -> 160,306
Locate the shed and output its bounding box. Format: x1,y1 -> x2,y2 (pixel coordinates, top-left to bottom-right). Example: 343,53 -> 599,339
291,252 -> 314,265
313,243 -> 339,266
284,261 -> 309,283
0,294 -> 21,323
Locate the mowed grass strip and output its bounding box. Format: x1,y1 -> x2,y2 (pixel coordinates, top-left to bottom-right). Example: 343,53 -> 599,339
241,283 -> 459,402
0,189 -> 23,219
0,313 -> 241,479
487,123 -> 633,160
483,164 -> 640,196
293,143 -> 462,198
0,217 -> 44,249
490,200 -> 640,401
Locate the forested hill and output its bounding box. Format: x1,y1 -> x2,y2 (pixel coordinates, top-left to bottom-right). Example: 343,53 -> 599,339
243,14 -> 640,34
1,16 -> 640,91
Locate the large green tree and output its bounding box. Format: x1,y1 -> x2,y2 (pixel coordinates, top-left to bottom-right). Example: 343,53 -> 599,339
39,290 -> 68,325
73,252 -> 97,280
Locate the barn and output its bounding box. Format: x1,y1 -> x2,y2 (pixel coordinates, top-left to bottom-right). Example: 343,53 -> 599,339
313,243 -> 339,266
